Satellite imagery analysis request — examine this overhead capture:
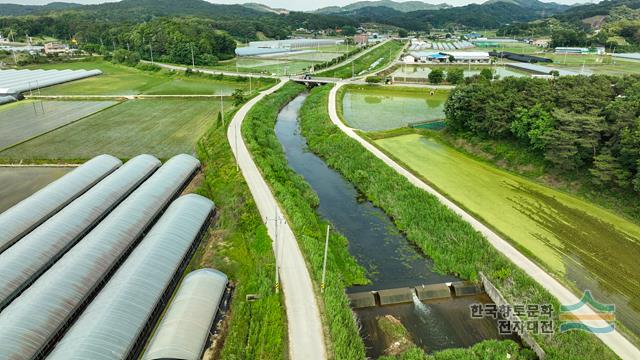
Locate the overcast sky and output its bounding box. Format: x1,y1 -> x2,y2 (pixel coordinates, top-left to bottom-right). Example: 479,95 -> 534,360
1,0 -> 596,11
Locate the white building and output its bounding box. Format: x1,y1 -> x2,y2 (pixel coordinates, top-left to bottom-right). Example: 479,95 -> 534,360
402,54 -> 416,64
441,51 -> 490,63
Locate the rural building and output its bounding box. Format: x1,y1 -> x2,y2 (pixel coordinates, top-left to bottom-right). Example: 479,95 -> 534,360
555,47 -> 589,54
612,53 -> 640,61
464,33 -> 482,39
441,51 -> 490,63
354,34 -> 368,45
531,39 -> 550,47
409,51 -> 447,62
44,42 -> 68,55
490,51 -> 552,63
248,38 -> 342,49
402,54 -> 416,63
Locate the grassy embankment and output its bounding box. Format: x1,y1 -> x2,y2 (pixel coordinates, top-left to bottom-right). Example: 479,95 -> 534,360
25,59 -> 276,95
184,99 -> 286,359
299,84 -> 618,359
317,40 -> 405,79
241,81 -> 369,359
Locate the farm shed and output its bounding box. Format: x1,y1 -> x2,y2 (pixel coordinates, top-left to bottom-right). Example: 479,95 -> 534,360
0,154 -> 121,254
0,154 -> 200,360
506,62 -> 579,76
0,155 -> 160,310
440,51 -> 491,63
249,38 -> 342,49
142,268 -> 229,360
48,194 -> 215,360
235,46 -> 291,57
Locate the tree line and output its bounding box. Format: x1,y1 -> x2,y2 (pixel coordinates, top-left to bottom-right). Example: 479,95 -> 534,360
445,75 -> 640,194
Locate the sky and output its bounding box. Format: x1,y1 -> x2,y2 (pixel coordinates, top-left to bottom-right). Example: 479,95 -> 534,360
1,0 -> 597,11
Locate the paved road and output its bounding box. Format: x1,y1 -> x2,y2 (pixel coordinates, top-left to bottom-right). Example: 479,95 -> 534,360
312,39 -> 391,76
327,81 -> 640,360
228,79 -> 327,360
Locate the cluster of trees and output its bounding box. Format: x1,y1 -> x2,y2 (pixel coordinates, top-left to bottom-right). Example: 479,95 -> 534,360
445,75 -> 640,193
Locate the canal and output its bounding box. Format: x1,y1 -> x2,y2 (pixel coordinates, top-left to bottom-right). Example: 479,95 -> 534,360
274,92 -> 516,357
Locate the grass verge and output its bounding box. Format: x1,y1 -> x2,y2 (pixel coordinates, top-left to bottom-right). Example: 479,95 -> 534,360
299,84 -> 618,359
242,81 -> 368,359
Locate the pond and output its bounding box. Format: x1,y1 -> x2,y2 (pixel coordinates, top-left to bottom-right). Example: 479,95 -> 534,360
275,93 -> 514,357
342,86 -> 448,131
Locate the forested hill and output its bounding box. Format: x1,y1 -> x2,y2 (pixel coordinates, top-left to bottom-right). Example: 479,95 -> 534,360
0,2 -> 81,16
343,0 -> 569,30
315,0 -> 450,14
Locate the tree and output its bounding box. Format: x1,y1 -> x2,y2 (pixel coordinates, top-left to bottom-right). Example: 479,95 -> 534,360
590,149 -> 632,188
365,76 -> 382,83
511,104 -> 554,151
398,29 -> 408,38
232,89 -> 246,107
342,25 -> 356,36
480,68 -> 493,81
428,69 -> 444,84
446,68 -> 464,85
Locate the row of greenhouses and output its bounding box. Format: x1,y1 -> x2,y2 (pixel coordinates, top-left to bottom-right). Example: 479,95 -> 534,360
0,153 -> 229,359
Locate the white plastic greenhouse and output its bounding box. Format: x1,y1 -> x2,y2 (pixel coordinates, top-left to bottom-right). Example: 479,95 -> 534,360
0,154 -> 200,360
0,154 -> 160,310
0,68 -> 102,95
48,194 -> 215,360
142,268 -> 229,360
0,154 -> 121,254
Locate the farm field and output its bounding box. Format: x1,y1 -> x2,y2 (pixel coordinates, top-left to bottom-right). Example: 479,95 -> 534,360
318,40 -> 405,78
0,167 -> 71,212
0,100 -> 117,150
341,85 -> 449,131
392,64 -> 527,80
543,56 -> 640,76
375,133 -> 640,336
24,60 -> 262,95
208,57 -> 319,75
0,98 -> 230,161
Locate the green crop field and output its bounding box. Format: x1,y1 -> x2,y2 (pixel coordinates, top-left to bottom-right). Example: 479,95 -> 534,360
392,64 -> 527,80
0,99 -> 230,161
24,60 -> 262,95
318,40 -> 405,79
207,58 -> 319,75
341,85 -> 449,131
375,133 -> 640,336
0,100 -> 117,150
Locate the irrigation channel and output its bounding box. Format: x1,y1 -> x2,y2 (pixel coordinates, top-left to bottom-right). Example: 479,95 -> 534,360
274,93 -> 517,357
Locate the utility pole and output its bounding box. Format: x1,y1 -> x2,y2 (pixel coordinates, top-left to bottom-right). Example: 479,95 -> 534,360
321,225 -> 330,293
220,95 -> 224,127
191,44 -> 195,69
150,43 -> 154,64
266,207 -> 285,294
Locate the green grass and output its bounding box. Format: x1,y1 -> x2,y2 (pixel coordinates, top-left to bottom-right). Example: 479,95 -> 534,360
340,85 -> 449,131
0,99 -> 231,161
24,59 -> 270,95
207,58 -> 319,76
190,102 -> 286,360
0,100 -> 117,150
318,40 -> 405,79
299,84 -> 617,359
375,133 -> 640,339
242,82 -> 368,359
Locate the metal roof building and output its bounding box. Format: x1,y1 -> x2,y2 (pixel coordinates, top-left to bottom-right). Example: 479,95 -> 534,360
0,155 -> 160,310
248,38 -> 341,49
506,62 -> 579,76
48,194 -> 215,360
0,154 -> 121,254
235,47 -> 291,57
0,154 -> 200,360
0,69 -> 102,95
142,268 -> 228,360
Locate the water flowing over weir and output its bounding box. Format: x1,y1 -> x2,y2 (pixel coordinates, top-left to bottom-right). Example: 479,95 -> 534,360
274,92 -> 518,358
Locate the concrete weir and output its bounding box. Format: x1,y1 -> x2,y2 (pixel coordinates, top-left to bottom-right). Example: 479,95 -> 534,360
349,281 -> 484,308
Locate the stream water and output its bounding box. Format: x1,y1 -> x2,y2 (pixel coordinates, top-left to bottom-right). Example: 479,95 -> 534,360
274,93 -> 516,357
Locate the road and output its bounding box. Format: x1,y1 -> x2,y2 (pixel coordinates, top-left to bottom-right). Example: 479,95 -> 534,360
228,79 -> 327,360
327,81 -> 640,360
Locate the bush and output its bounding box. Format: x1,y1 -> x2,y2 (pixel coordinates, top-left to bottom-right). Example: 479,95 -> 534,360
446,68 -> 464,84
135,63 -> 161,72
111,49 -> 140,67
480,68 -> 494,81
428,68 -> 445,84
366,75 -> 382,83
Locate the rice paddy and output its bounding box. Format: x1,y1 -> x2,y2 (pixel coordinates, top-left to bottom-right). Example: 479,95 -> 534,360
0,167 -> 71,212
391,64 -> 527,80
207,58 -> 319,76
0,99 -> 230,161
0,100 -> 117,150
375,133 -> 640,336
341,85 -> 449,131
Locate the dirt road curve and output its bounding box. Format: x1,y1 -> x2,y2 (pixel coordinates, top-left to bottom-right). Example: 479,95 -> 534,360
228,79 -> 327,360
327,81 -> 640,360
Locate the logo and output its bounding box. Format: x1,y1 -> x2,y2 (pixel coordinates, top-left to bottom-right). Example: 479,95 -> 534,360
559,291 -> 615,334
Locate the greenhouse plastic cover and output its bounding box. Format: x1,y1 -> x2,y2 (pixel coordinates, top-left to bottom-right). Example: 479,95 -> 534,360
0,154 -> 160,310
142,268 -> 228,360
0,154 -> 200,360
0,154 -> 121,254
48,194 -> 215,360
0,69 -> 102,94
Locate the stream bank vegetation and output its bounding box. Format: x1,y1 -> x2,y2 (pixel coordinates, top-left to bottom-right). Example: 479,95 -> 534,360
192,101 -> 286,359
299,84 -> 617,359
241,81 -> 368,359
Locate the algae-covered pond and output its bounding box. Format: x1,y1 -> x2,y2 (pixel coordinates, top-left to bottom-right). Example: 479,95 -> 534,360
342,86 -> 449,131
0,167 -> 71,213
376,133 -> 640,337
